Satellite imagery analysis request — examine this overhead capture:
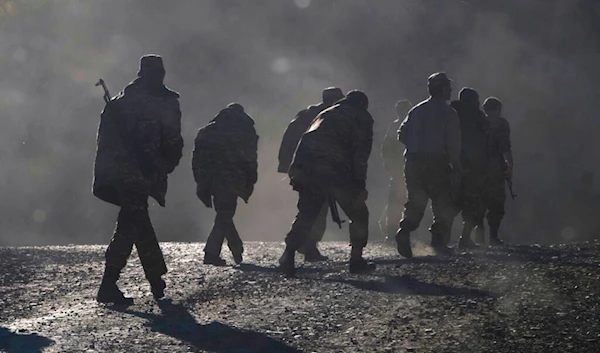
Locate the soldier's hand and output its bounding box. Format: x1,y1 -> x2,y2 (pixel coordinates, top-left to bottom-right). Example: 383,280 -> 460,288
196,187 -> 213,208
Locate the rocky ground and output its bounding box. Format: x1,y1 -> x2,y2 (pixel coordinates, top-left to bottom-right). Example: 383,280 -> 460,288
1,240 -> 599,352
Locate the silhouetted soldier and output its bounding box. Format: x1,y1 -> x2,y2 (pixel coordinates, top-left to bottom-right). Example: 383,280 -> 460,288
279,90 -> 375,276
396,72 -> 461,258
474,97 -> 513,245
380,99 -> 413,242
450,88 -> 490,249
93,55 -> 183,304
193,103 -> 258,266
277,87 -> 344,261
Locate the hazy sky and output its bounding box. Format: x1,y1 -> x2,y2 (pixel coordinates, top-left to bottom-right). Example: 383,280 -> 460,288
1,0 -> 599,246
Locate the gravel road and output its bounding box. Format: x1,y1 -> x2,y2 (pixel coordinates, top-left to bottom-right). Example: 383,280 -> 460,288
1,241 -> 599,352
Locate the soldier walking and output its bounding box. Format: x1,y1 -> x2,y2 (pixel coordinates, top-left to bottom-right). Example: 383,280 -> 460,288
93,55 -> 184,304
380,99 -> 413,242
277,87 -> 345,261
278,90 -> 376,276
474,97 -> 513,245
450,88 -> 490,249
193,103 -> 258,266
396,73 -> 461,258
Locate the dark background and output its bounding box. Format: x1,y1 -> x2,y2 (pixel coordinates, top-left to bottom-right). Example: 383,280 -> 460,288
1,0 -> 599,246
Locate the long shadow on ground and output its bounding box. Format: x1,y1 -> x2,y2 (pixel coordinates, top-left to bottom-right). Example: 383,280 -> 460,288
0,326 -> 54,353
111,299 -> 301,353
325,274 -> 496,298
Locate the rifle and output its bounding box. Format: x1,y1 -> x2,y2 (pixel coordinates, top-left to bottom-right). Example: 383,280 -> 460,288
506,178 -> 517,200
95,79 -> 112,103
329,198 -> 346,229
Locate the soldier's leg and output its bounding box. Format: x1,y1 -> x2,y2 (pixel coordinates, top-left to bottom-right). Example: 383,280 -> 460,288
204,192 -> 228,266
430,191 -> 456,255
333,187 -> 375,274
458,174 -> 482,249
486,179 -> 506,245
128,194 -> 168,299
397,161 -> 428,258
474,216 -> 486,244
104,208 -> 136,273
279,185 -> 328,277
386,176 -> 405,242
218,192 -> 244,264
428,164 -> 456,255
398,163 -> 428,234
98,191 -> 147,304
378,178 -> 394,241
299,202 -> 329,262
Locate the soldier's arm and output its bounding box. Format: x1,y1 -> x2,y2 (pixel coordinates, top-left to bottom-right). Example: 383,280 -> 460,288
277,116 -> 302,173
352,115 -> 374,189
191,129 -> 208,185
246,127 -> 259,186
446,109 -> 462,171
398,113 -> 411,146
161,100 -> 184,174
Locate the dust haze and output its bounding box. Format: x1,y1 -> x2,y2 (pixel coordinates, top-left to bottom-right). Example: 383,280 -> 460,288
1,0 -> 599,246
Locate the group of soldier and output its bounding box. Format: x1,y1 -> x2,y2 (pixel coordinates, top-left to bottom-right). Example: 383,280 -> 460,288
92,55 -> 512,304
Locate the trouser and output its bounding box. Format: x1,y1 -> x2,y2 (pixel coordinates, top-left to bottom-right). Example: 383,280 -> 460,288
460,171 -> 487,235
482,174 -> 506,231
379,176 -> 405,239
286,183 -> 369,252
204,190 -> 244,257
398,155 -> 456,244
105,191 -> 167,280
299,202 -> 328,251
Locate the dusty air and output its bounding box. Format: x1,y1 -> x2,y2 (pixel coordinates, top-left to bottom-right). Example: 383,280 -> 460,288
1,1 -> 599,352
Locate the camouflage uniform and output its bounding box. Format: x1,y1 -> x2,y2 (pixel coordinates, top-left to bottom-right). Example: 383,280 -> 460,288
475,115 -> 511,240
451,89 -> 491,247
396,73 -> 461,257
277,88 -> 344,258
192,103 -> 258,264
279,90 -> 375,276
380,100 -> 412,241
93,55 -> 183,303
104,192 -> 166,277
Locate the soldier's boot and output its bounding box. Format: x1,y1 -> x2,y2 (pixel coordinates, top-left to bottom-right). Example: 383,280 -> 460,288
431,234 -> 453,256
299,242 -> 329,262
149,277 -> 166,301
278,247 -> 296,278
349,247 -> 376,274
489,227 -> 504,246
203,252 -> 227,266
458,225 -> 479,250
395,229 -> 413,259
227,238 -> 244,265
97,268 -> 134,305
232,252 -> 243,265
